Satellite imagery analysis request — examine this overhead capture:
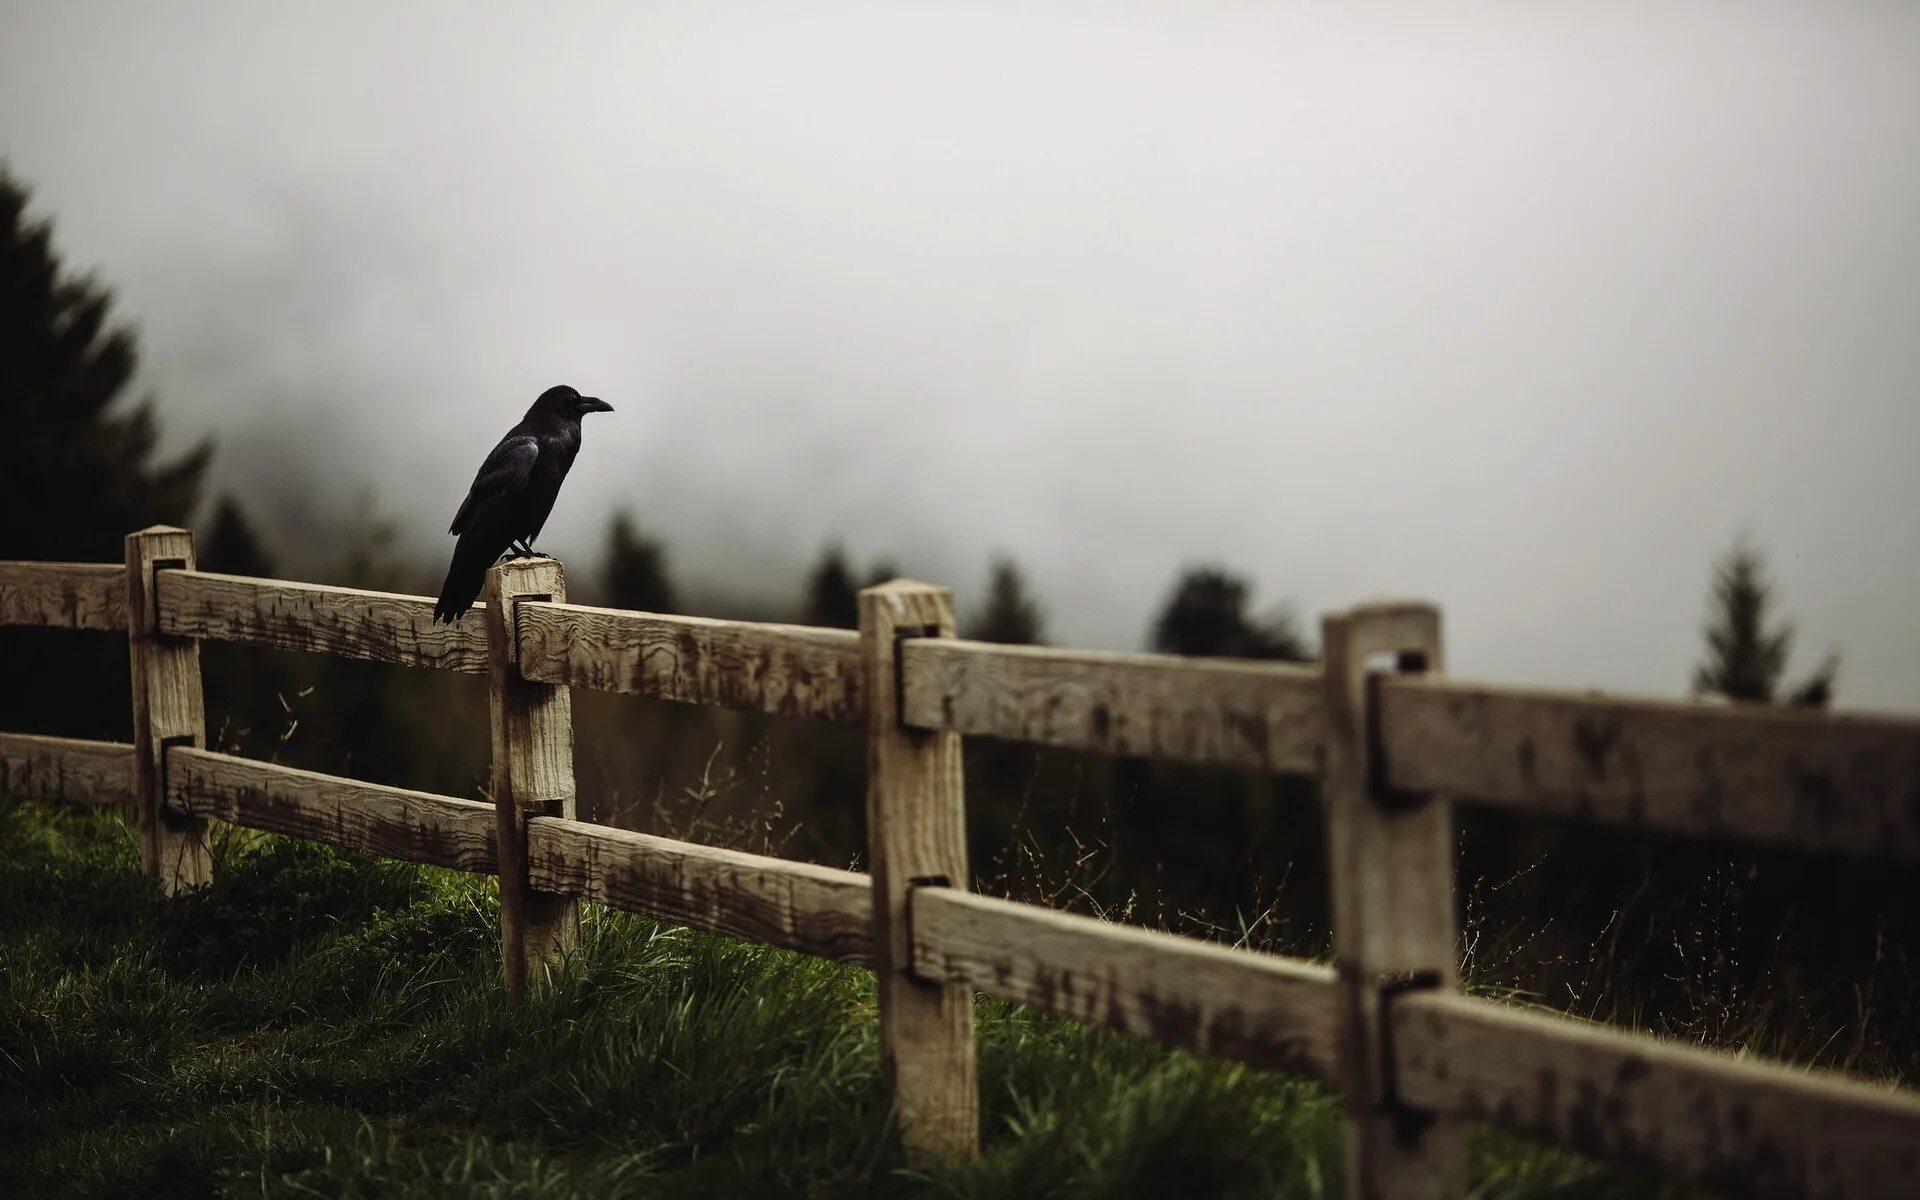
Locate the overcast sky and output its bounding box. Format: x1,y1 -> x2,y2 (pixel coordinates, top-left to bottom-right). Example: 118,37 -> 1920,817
4,2 -> 1917,709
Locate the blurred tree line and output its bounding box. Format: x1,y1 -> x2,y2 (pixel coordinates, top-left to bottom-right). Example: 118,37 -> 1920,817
3,164 -> 1913,1077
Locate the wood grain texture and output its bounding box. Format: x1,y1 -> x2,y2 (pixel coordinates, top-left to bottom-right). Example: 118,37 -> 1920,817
1322,602 -> 1462,1199
0,561 -> 128,630
861,581 -> 978,1161
899,638 -> 1326,774
126,527 -> 213,893
1378,676 -> 1920,860
516,601 -> 864,720
155,570 -> 491,673
0,733 -> 136,806
1391,991 -> 1920,1199
527,816 -> 875,966
486,559 -> 579,1004
167,747 -> 498,872
912,888 -> 1340,1080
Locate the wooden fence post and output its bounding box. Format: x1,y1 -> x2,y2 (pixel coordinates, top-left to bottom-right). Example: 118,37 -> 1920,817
486,558 -> 580,1005
125,525 -> 214,893
1322,601 -> 1462,1199
859,579 -> 979,1161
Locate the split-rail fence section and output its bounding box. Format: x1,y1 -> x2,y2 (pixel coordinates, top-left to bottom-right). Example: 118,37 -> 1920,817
3,527 -> 1918,1198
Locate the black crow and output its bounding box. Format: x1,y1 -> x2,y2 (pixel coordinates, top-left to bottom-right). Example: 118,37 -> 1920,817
433,384 -> 614,623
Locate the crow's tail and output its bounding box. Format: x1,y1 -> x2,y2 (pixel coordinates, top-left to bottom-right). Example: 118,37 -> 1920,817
434,533 -> 499,623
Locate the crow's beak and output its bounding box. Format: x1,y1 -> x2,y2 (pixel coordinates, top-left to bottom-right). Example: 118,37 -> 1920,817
581,397 -> 613,414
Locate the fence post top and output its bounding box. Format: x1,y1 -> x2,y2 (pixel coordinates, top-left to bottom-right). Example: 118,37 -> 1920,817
490,557 -> 566,589
1325,598 -> 1440,626
861,578 -> 948,598
858,580 -> 956,636
126,524 -> 192,544
1322,600 -> 1444,679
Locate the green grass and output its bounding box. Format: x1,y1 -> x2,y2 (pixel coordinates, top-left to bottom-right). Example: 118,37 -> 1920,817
0,801 -> 1693,1199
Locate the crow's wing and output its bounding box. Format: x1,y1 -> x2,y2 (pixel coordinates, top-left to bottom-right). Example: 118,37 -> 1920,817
448,436 -> 540,535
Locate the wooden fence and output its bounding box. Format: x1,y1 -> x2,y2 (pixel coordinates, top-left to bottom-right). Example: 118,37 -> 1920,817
3,526 -> 1918,1198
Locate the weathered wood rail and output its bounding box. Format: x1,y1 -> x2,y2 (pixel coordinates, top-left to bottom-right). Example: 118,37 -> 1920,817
0,731 -> 136,806
4,528 -> 1918,1198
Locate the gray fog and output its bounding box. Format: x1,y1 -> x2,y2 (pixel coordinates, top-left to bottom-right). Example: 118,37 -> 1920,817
4,3 -> 1917,709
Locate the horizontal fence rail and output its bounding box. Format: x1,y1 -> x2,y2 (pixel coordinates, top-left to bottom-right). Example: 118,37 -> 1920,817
6,536 -> 1920,1198
155,570 -> 492,673
0,561 -> 128,630
911,887 -> 1341,1081
0,732 -> 136,806
899,638 -> 1327,773
166,747 -> 499,873
527,816 -> 875,967
151,743 -> 875,967
516,601 -> 865,721
1390,991 -> 1920,1199
1378,675 -> 1920,860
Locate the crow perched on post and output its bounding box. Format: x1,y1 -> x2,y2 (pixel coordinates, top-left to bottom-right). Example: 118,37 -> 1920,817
433,384 -> 614,623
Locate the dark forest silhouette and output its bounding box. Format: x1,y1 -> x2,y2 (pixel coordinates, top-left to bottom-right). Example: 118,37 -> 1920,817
1,168 -> 206,741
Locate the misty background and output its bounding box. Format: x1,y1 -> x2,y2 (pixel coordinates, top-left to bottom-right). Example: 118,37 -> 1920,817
3,2 -> 1917,709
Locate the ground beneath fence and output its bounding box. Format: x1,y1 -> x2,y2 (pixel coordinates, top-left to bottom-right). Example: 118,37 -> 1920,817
0,801 -> 1698,1200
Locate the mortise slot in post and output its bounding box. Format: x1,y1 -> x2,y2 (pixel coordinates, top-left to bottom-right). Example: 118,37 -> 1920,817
891,625 -> 941,730
904,875 -> 954,984
147,558 -> 187,636
1367,651 -> 1431,812
1377,969 -> 1445,1143
508,592 -> 554,678
157,734 -> 197,813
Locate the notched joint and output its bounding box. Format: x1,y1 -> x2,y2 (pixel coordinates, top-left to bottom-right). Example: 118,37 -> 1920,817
1377,969 -> 1444,1142
1366,653 -> 1432,812
146,557 -> 189,638
506,591 -> 555,678
890,624 -> 943,730
901,875 -> 954,984
157,734 -> 198,816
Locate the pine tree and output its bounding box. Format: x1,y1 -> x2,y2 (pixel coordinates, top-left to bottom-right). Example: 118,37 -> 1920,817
0,167 -> 212,738
1692,538 -> 1837,708
602,510 -> 677,613
0,167 -> 209,561
969,555 -> 1046,645
803,543 -> 860,628
202,495 -> 276,577
1148,566 -> 1309,661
